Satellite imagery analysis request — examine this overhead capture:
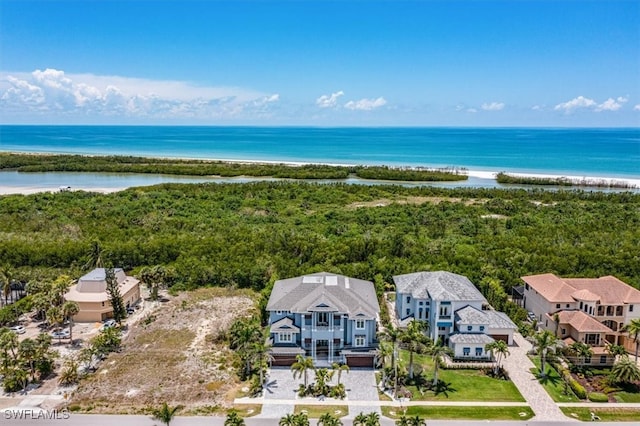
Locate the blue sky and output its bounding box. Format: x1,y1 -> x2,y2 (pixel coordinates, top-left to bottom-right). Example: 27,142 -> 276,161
1,0 -> 639,126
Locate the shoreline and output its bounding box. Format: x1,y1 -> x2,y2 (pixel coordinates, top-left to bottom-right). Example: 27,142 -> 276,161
1,168 -> 639,196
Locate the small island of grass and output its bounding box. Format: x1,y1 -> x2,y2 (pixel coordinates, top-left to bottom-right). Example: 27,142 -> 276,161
496,172 -> 636,189
0,153 -> 468,182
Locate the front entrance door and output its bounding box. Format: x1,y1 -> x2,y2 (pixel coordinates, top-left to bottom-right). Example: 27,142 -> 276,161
316,339 -> 329,359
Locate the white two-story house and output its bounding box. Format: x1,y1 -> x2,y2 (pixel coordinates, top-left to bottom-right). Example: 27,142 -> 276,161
266,272 -> 380,367
394,271 -> 516,360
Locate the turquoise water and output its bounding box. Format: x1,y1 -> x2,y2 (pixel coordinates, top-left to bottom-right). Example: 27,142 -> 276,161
0,125 -> 639,178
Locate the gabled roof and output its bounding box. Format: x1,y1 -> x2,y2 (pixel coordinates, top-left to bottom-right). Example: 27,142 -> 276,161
523,273 -> 640,305
554,310 -> 613,333
393,271 -> 486,302
484,311 -> 517,330
266,272 -> 379,319
270,317 -> 300,333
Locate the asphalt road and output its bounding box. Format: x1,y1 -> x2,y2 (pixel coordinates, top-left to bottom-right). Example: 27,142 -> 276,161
0,412 -> 625,426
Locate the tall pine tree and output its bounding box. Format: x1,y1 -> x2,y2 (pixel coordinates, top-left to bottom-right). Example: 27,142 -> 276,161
105,268 -> 126,324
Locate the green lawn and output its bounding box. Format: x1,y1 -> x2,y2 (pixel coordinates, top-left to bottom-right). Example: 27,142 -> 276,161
229,404 -> 262,418
294,405 -> 348,418
614,391 -> 640,402
560,407 -> 640,421
529,356 -> 579,402
382,406 -> 534,420
397,351 -> 524,402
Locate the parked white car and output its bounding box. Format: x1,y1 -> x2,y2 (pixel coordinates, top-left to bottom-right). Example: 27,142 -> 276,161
9,325 -> 26,334
50,329 -> 70,339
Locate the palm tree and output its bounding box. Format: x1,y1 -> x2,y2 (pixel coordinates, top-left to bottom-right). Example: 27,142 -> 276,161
18,338 -> 38,381
396,415 -> 426,426
568,341 -> 593,366
318,412 -> 342,426
379,326 -> 402,397
279,413 -> 309,426
401,320 -> 429,379
0,265 -> 13,307
374,341 -> 393,388
606,343 -> 628,362
224,411 -> 246,426
291,354 -> 315,388
365,412 -> 380,426
485,340 -> 510,375
331,362 -> 350,385
353,412 -> 368,426
623,318 -> 640,362
251,337 -> 273,391
58,356 -> 79,386
611,356 -> 640,384
315,368 -> 334,395
84,240 -> 104,270
61,301 -> 79,344
533,330 -> 557,377
429,341 -> 452,387
151,402 -> 181,426
229,318 -> 262,377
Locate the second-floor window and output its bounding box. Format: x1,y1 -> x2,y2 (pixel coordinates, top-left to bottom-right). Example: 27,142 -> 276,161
355,335 -> 365,347
476,347 -> 483,356
467,326 -> 472,331
479,326 -> 485,332
317,312 -> 329,326
463,347 -> 470,356
439,306 -> 449,316
279,333 -> 292,343
355,319 -> 365,329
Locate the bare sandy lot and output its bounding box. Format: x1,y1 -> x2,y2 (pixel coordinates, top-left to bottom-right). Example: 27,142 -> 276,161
68,288 -> 255,414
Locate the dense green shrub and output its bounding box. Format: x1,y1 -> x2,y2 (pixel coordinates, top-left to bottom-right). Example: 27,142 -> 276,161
569,379 -> 587,399
588,392 -> 609,402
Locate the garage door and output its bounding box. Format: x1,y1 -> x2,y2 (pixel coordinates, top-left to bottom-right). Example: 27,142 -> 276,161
272,355 -> 297,366
346,355 -> 374,368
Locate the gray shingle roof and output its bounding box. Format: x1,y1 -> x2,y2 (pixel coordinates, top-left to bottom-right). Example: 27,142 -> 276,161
484,310 -> 517,330
393,271 -> 486,302
455,306 -> 489,326
449,333 -> 495,344
266,272 -> 380,319
455,306 -> 517,330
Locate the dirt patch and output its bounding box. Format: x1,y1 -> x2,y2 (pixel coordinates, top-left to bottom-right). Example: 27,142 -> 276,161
348,196 -> 482,209
68,288 -> 255,414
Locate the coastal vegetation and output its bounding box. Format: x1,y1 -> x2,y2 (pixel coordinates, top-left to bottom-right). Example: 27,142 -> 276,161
0,153 -> 467,182
0,181 -> 639,329
496,172 -> 636,189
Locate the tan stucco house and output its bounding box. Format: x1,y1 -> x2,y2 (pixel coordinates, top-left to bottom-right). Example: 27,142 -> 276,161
65,268 -> 141,322
522,273 -> 640,363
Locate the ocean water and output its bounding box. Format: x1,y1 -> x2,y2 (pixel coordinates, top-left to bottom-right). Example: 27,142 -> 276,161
0,125 -> 639,178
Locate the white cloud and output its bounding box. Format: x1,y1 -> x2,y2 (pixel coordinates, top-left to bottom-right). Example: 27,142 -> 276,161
554,96 -> 597,112
532,105 -> 543,111
554,95 -> 630,113
481,102 -> 505,111
595,97 -> 627,112
466,108 -> 477,113
634,104 -> 640,111
0,68 -> 278,120
344,97 -> 386,111
316,90 -> 344,108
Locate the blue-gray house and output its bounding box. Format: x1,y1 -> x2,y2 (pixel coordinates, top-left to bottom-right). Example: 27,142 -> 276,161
266,272 -> 380,367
